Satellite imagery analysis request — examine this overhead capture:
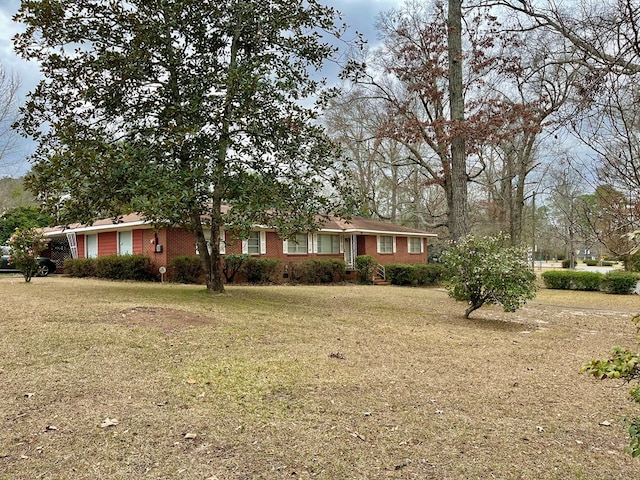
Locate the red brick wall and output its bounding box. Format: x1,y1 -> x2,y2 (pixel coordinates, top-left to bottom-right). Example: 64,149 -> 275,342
355,235 -> 427,264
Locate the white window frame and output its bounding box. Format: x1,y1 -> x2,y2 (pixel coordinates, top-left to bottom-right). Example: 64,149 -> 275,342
408,237 -> 423,254
284,233 -> 311,255
377,235 -> 396,254
242,231 -> 266,255
315,233 -> 341,254
86,234 -> 98,258
118,231 -> 133,255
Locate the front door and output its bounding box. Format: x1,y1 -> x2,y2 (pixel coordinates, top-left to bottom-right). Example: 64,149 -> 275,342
344,235 -> 356,269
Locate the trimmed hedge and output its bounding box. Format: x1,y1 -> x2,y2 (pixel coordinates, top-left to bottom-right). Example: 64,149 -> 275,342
386,263 -> 445,286
289,259 -> 346,284
64,255 -> 154,281
541,270 -> 573,289
63,258 -> 97,278
542,269 -> 639,294
170,255 -> 205,284
243,257 -> 281,284
601,271 -> 640,294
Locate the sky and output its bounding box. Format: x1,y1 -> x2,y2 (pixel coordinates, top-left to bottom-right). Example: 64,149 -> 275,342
0,0 -> 402,178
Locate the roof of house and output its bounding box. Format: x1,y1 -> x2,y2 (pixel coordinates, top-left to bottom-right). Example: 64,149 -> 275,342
43,212 -> 436,238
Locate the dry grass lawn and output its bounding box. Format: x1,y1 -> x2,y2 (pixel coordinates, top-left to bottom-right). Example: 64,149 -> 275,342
1,275 -> 639,479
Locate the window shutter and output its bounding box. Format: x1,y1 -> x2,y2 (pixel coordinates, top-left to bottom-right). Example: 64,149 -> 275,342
420,238 -> 424,254
283,239 -> 288,254
307,234 -> 313,253
219,230 -> 226,254
376,236 -> 381,254
312,234 -> 318,253
393,236 -> 397,253
340,235 -> 344,254
260,231 -> 266,254
242,239 -> 248,254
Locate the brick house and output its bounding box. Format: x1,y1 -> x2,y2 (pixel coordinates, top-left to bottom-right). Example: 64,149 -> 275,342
42,212 -> 436,279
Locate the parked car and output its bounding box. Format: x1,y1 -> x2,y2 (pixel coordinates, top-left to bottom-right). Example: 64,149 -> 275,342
0,245 -> 57,276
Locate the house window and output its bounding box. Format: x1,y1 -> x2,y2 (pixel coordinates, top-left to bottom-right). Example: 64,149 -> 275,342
86,234 -> 98,258
242,231 -> 265,255
377,235 -> 395,254
246,231 -> 260,254
118,231 -> 133,255
408,237 -> 422,254
317,234 -> 340,254
287,234 -> 308,254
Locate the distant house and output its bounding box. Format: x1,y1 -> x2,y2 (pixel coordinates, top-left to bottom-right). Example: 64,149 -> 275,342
42,212 -> 436,279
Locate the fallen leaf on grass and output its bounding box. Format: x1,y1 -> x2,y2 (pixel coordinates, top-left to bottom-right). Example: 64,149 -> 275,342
184,432 -> 197,439
599,420 -> 612,427
100,418 -> 119,428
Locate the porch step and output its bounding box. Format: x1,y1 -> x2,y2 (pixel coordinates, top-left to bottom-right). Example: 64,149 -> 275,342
374,279 -> 390,286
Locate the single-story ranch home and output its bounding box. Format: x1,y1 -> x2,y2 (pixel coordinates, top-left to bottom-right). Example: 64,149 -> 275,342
41,212 -> 437,279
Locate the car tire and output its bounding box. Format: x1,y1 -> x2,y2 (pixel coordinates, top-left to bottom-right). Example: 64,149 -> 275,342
38,265 -> 50,277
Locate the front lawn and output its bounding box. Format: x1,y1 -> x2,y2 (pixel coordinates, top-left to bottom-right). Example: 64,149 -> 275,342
0,277 -> 638,479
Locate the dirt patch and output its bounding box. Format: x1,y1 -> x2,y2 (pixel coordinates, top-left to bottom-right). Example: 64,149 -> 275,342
103,306 -> 216,333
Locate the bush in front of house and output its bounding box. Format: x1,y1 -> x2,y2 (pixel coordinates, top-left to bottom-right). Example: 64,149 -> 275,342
222,254 -> 249,283
600,271 -> 640,294
96,255 -> 154,281
64,258 -> 97,278
170,255 -> 205,284
289,259 -> 346,284
64,255 -> 154,281
243,257 -> 281,284
386,263 -> 445,286
355,255 -> 377,285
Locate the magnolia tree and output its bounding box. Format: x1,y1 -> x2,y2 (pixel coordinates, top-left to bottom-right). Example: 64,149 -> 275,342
8,227 -> 49,282
441,234 -> 537,318
14,0 -> 354,293
582,314 -> 640,457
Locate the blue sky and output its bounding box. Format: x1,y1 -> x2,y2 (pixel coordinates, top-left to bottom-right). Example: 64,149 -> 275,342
0,0 -> 401,178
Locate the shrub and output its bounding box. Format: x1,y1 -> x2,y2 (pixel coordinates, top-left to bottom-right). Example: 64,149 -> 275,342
541,271 -> 572,289
8,227 -> 50,282
355,255 -> 377,285
63,258 -> 96,277
582,315 -> 640,457
601,271 -> 640,294
441,234 -> 537,319
289,259 -> 346,284
222,254 -> 249,283
386,263 -> 445,286
413,263 -> 445,285
243,258 -> 281,284
96,255 -> 154,281
584,259 -> 598,266
64,255 -> 154,281
170,255 -> 205,284
562,258 -> 572,268
385,264 -> 414,285
571,271 -> 605,291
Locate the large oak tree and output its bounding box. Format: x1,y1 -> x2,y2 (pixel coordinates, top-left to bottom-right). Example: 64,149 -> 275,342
13,0 -> 352,292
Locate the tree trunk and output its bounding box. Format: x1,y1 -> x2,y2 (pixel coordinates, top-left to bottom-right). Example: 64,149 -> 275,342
465,299 -> 484,319
191,207 -> 225,293
447,0 -> 468,241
